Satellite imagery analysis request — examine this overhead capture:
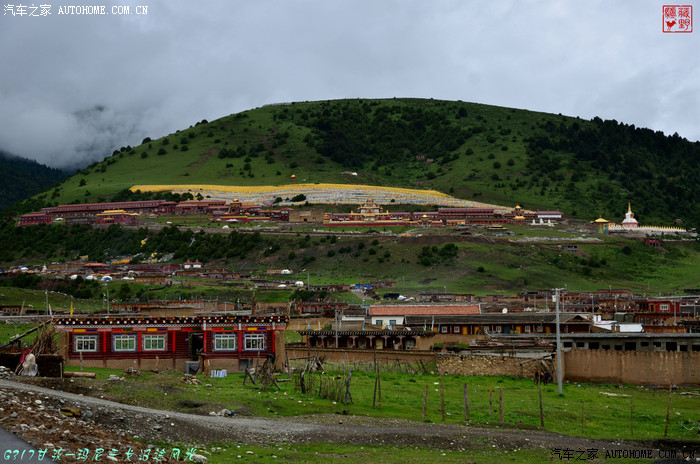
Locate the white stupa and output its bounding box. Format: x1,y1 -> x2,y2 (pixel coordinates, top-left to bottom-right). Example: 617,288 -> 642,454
620,203 -> 638,228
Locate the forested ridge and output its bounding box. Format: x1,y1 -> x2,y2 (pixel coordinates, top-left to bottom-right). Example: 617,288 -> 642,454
0,151 -> 69,213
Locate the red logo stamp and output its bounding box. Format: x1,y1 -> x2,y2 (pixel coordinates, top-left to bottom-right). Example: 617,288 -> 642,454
663,5 -> 693,33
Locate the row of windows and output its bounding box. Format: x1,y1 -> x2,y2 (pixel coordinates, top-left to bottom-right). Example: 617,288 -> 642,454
74,333 -> 266,353
373,321 -> 545,334
214,333 -> 266,351
431,325 -> 542,334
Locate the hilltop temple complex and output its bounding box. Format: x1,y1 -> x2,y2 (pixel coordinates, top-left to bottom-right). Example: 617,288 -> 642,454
593,204 -> 690,236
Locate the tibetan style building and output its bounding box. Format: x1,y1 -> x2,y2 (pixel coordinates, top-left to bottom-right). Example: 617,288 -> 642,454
55,314 -> 287,371
297,327 -> 436,350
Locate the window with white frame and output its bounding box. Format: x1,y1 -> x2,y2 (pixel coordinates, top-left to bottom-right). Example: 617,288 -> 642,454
244,333 -> 266,351
441,326 -> 448,333
453,326 -> 460,333
389,319 -> 397,328
375,319 -> 383,326
143,334 -> 166,351
495,326 -> 502,333
213,333 -> 237,351
113,334 -> 136,352
660,304 -> 669,311
525,325 -> 531,333
74,334 -> 98,352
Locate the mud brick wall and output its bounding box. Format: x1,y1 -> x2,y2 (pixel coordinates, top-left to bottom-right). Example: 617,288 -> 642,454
0,353 -> 21,371
37,354 -> 63,377
563,350 -> 700,386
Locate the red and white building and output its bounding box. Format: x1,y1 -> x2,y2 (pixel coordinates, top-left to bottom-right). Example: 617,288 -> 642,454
55,314 -> 287,371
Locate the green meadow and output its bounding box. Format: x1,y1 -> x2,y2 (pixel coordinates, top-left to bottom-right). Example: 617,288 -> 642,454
62,366 -> 700,443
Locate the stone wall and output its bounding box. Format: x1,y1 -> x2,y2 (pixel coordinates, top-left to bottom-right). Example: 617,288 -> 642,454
286,347 -> 438,365
437,353 -> 552,379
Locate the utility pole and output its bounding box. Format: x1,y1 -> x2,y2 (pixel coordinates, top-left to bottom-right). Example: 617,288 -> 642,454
334,309 -> 339,348
555,288 -> 563,396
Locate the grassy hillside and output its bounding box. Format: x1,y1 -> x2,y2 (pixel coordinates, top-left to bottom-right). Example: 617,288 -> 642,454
2,222 -> 699,295
14,98 -> 700,228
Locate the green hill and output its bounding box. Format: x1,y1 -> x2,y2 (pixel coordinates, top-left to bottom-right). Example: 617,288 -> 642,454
12,98 -> 700,227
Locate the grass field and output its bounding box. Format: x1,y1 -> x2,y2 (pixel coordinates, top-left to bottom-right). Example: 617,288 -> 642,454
0,322 -> 38,346
198,442 -> 654,464
63,366 -> 700,443
0,287 -> 107,313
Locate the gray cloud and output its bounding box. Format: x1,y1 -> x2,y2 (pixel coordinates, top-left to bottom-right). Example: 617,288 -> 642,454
1,0 -> 698,169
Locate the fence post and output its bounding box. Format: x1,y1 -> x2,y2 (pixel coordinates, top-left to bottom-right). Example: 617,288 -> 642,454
581,400 -> 584,434
538,380 -> 544,428
489,388 -> 493,422
423,384 -> 428,421
464,383 -> 470,423
344,370 -> 353,404
499,388 -> 504,423
372,370 -> 378,408
377,365 -> 382,408
664,386 -> 671,438
440,373 -> 445,422
630,398 -> 634,438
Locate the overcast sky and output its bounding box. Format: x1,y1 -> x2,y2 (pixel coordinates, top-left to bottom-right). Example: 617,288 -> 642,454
1,0 -> 698,169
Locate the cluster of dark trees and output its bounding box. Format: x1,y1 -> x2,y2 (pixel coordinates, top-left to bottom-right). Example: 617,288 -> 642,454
291,102 -> 472,168
417,243 -> 459,266
0,223 -> 265,264
0,272 -> 102,300
111,188 -> 195,203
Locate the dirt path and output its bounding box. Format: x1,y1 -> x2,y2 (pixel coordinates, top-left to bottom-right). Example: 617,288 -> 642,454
0,379 -> 697,461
